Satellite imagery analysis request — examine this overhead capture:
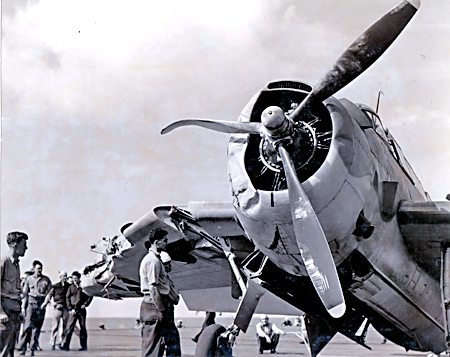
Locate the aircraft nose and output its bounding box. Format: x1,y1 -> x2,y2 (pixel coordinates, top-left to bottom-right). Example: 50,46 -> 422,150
261,106 -> 286,130
261,106 -> 294,140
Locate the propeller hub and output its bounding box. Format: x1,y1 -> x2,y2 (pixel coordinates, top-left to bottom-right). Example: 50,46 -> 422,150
261,106 -> 294,140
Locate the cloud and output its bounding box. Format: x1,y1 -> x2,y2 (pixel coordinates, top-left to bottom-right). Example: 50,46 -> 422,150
2,0 -> 39,18
2,0 -> 450,286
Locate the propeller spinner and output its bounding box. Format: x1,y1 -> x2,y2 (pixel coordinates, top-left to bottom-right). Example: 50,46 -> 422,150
160,0 -> 420,318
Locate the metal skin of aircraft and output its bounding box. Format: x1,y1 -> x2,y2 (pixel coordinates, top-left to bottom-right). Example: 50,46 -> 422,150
80,0 -> 450,355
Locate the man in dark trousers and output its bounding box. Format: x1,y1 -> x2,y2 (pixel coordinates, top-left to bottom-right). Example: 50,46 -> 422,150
0,231 -> 28,356
18,260 -> 52,356
139,228 -> 181,357
159,251 -> 181,356
41,270 -> 69,350
256,314 -> 285,354
59,271 -> 92,352
192,312 -> 216,343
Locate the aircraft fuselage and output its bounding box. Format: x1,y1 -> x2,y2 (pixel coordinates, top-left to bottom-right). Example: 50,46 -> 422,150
228,80 -> 445,352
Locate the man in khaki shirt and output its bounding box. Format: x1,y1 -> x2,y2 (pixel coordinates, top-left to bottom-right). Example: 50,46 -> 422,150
18,260 -> 52,356
0,231 -> 29,357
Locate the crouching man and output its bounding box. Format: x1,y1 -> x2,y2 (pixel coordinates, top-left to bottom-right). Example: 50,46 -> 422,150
256,314 -> 285,354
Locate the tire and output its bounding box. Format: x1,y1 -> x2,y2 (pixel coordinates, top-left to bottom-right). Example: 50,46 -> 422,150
195,324 -> 232,357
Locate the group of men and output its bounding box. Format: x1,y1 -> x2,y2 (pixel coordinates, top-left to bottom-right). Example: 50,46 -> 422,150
0,231 -> 92,356
1,229 -> 289,357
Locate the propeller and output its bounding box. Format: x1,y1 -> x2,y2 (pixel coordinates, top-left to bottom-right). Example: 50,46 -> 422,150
161,119 -> 261,135
160,0 -> 420,318
290,0 -> 420,122
278,143 -> 345,318
261,106 -> 345,318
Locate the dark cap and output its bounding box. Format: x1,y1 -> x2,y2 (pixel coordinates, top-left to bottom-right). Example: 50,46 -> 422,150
144,228 -> 168,249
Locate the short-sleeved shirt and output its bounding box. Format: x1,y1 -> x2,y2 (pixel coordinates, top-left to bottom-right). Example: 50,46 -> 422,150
0,254 -> 21,301
256,322 -> 283,338
66,284 -> 92,311
47,281 -> 69,306
24,274 -> 52,299
139,248 -> 170,296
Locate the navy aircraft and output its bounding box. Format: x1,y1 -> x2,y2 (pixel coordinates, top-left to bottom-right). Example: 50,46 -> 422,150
81,0 -> 450,355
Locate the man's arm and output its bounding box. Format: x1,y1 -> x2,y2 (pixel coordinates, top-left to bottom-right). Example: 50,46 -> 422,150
81,295 -> 93,309
149,285 -> 164,311
0,260 -> 8,322
21,278 -> 30,315
256,323 -> 266,337
145,255 -> 165,311
41,287 -> 54,309
66,286 -> 74,311
45,277 -> 52,295
272,323 -> 285,335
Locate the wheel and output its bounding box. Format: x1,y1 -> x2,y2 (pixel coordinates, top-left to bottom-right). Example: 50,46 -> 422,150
195,324 -> 232,357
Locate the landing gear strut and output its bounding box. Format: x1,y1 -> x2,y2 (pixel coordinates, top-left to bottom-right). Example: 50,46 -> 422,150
196,239 -> 268,356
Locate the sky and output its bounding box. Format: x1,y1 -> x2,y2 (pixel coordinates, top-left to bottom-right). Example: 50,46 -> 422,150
1,0 -> 449,317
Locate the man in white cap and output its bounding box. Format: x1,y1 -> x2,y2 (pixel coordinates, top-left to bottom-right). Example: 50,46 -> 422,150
160,251 -> 181,356
256,314 -> 285,354
41,270 -> 69,350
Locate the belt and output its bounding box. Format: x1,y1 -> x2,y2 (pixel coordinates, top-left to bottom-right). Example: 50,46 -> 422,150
28,295 -> 45,299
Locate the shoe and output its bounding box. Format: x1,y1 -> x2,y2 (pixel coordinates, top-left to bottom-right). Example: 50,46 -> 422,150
59,345 -> 70,351
79,347 -> 87,351
31,351 -> 35,357
36,346 -> 42,351
270,350 -> 277,354
19,351 -> 26,356
51,345 -> 55,350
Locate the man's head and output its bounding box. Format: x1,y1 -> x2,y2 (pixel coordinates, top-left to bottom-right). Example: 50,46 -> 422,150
145,228 -> 168,252
160,251 -> 172,273
6,231 -> 28,257
260,314 -> 269,325
59,270 -> 68,283
71,271 -> 81,285
33,260 -> 43,277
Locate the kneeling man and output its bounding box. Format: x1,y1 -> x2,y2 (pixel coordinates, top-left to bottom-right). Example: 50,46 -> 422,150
256,314 -> 285,354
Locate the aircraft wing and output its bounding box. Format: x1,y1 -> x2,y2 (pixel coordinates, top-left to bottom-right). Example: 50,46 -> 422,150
82,202 -> 253,299
398,200 -> 450,278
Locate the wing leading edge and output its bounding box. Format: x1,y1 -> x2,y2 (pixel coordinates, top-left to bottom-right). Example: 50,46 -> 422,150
398,200 -> 450,278
82,202 -> 253,300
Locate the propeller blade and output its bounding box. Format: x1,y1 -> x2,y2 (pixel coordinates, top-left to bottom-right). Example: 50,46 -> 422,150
161,119 -> 262,135
278,144 -> 345,318
290,0 -> 420,121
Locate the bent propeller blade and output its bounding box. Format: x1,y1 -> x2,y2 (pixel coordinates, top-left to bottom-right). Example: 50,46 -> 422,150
290,0 -> 420,121
161,119 -> 262,135
278,144 -> 346,318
